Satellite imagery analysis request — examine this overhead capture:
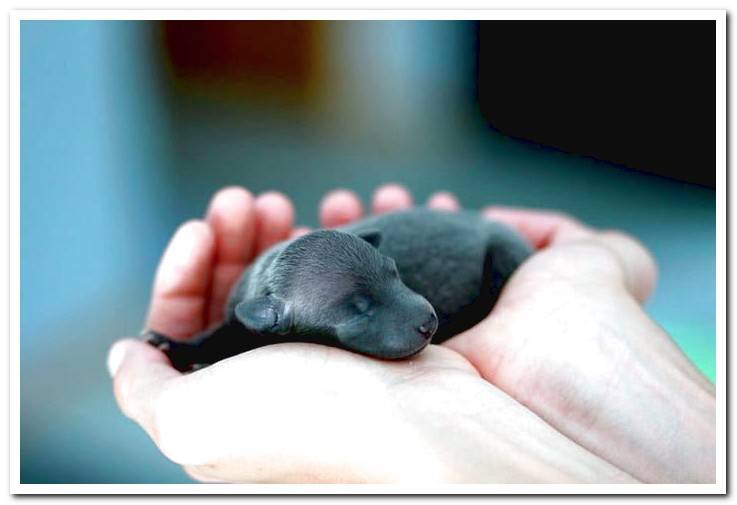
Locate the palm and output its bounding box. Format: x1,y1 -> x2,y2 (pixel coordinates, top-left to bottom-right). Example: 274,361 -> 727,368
154,341 -> 482,483
440,214 -> 714,483
154,330 -> 637,484
445,242 -> 633,422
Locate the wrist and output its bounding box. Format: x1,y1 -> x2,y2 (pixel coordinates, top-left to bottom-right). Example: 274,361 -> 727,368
546,311 -> 716,483
393,374 -> 636,483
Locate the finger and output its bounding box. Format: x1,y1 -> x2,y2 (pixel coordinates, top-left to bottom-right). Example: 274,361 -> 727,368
290,226 -> 312,239
482,206 -> 593,249
426,191 -> 460,211
594,230 -> 658,303
254,191 -> 295,255
319,189 -> 363,228
146,220 -> 215,340
205,187 -> 257,327
372,183 -> 413,214
109,339 -> 180,442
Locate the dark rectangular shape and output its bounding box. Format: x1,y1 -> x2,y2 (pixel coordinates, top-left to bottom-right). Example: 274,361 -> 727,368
477,20 -> 717,187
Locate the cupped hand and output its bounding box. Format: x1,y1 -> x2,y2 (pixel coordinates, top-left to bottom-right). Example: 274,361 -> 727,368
108,186 -> 635,484
329,185 -> 714,484
449,206 -> 715,484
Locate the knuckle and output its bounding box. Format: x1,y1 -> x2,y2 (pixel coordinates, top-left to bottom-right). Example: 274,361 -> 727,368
598,228 -> 637,247
598,229 -> 637,250
597,229 -> 659,300
535,240 -> 626,297
599,229 -> 659,272
551,239 -> 621,272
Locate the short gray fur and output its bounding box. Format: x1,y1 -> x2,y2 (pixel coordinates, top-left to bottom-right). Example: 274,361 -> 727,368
146,208 -> 533,371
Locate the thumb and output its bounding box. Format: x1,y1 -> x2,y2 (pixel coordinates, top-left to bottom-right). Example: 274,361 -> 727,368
108,338 -> 181,441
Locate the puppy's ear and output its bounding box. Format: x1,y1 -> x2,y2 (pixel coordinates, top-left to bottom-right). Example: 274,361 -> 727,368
235,296 -> 293,335
357,229 -> 382,249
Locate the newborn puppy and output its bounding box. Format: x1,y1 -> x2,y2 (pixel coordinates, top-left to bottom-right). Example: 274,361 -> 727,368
146,208 -> 532,371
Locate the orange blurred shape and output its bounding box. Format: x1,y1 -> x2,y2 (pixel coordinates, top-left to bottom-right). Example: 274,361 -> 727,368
161,21 -> 321,98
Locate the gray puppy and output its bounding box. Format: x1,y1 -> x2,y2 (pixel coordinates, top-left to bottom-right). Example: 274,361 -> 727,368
146,208 -> 532,371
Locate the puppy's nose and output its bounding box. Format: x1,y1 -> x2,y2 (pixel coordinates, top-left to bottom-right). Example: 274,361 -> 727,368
417,312 -> 438,340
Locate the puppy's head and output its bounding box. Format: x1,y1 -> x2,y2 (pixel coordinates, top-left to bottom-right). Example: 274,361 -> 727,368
235,229 -> 437,359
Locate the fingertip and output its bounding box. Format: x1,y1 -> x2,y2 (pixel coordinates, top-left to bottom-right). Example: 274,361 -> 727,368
255,191 -> 295,253
157,220 -> 215,292
171,220 -> 215,255
319,189 -> 363,228
206,186 -> 255,216
206,186 -> 257,263
372,184 -> 413,214
256,191 -> 295,221
427,192 -> 460,212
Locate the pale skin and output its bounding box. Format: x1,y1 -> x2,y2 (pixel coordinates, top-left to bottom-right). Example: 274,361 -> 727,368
108,184 -> 715,484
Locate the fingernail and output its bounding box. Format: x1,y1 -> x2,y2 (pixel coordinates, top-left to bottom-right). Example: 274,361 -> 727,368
107,341 -> 128,378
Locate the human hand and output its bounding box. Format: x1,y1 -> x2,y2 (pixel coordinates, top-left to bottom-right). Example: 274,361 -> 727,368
330,185 -> 715,484
108,186 -> 636,484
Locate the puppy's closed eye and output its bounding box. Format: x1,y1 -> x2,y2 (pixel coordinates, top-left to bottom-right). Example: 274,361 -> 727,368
352,295 -> 372,314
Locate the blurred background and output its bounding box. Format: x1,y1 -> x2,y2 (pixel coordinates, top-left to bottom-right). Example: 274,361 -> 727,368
20,20 -> 716,483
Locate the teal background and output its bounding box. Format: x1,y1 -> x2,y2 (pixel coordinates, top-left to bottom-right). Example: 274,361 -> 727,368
20,21 -> 716,483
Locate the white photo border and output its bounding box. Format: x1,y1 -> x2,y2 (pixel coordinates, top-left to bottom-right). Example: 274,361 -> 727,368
8,8 -> 727,496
